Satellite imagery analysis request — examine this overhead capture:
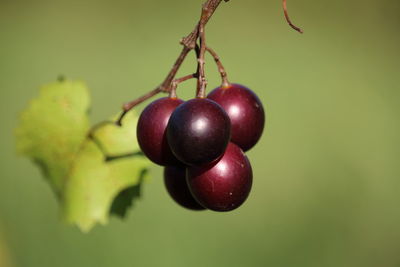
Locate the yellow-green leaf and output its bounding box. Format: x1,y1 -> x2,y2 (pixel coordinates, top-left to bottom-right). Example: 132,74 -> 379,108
16,80 -> 150,232
62,112 -> 150,232
15,80 -> 90,195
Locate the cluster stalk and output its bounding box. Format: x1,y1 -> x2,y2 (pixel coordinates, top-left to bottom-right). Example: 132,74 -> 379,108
91,0 -> 302,138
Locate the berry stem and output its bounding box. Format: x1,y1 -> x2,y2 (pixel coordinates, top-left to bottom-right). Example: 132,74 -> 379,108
196,10 -> 208,98
117,87 -> 163,126
194,44 -> 201,97
169,73 -> 197,98
159,47 -> 192,91
206,46 -> 230,87
174,73 -> 198,85
169,83 -> 178,98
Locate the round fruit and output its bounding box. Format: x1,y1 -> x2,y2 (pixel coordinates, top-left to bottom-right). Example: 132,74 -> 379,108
167,98 -> 231,166
137,97 -> 184,166
207,83 -> 265,151
164,166 -> 206,210
187,142 -> 253,212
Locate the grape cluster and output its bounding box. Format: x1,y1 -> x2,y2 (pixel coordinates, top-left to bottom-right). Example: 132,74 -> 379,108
137,83 -> 265,212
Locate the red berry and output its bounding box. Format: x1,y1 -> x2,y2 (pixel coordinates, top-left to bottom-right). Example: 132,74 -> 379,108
208,83 -> 265,151
137,97 -> 184,166
164,166 -> 206,210
187,142 -> 253,212
167,98 -> 231,166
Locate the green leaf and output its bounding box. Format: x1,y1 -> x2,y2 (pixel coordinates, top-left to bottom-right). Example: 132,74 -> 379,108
15,80 -> 90,195
16,80 -> 150,232
62,112 -> 150,232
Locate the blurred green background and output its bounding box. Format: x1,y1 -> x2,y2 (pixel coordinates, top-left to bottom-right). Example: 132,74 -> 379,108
1,0 -> 400,266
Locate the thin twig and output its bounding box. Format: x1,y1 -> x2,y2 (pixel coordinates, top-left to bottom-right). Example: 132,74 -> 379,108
181,0 -> 226,48
194,44 -> 201,96
196,6 -> 211,98
169,73 -> 197,98
174,73 -> 197,85
117,87 -> 163,126
283,0 -> 303,33
206,46 -> 230,87
159,47 -> 192,90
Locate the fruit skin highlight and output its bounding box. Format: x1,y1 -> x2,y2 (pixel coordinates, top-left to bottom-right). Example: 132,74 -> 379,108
208,83 -> 265,152
187,142 -> 253,212
137,97 -> 184,166
164,166 -> 206,210
167,98 -> 231,166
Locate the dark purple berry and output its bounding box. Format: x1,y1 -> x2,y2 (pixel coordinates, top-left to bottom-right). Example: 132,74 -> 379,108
137,97 -> 184,166
164,166 -> 206,210
167,98 -> 231,166
187,142 -> 253,212
208,83 -> 265,151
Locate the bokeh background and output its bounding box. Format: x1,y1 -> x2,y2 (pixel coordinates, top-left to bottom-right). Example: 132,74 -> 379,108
1,0 -> 400,266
